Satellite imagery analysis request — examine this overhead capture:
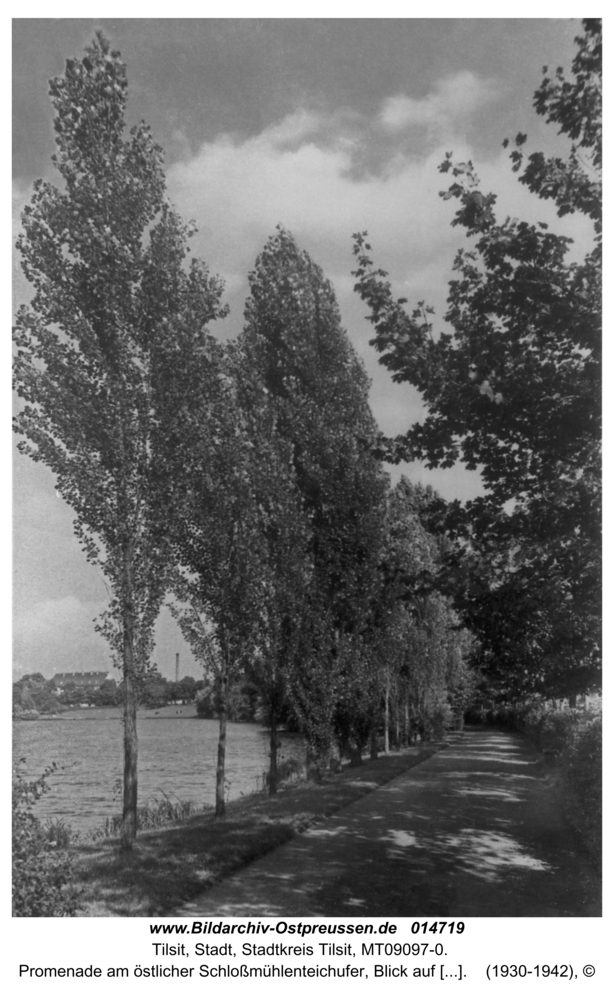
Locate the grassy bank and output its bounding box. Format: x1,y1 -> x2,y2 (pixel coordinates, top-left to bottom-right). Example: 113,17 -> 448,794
71,744 -> 441,917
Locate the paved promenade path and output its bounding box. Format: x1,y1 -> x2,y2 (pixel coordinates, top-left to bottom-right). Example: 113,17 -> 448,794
174,727 -> 600,918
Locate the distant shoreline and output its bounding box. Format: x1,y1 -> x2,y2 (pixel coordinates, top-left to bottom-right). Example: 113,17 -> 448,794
13,704 -> 272,724
14,704 -> 201,722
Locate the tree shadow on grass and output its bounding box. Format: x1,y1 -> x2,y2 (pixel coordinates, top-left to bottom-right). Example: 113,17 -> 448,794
73,746 -> 439,916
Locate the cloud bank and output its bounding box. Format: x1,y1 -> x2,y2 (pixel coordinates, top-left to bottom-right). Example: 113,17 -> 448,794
166,70 -> 593,450
379,71 -> 497,134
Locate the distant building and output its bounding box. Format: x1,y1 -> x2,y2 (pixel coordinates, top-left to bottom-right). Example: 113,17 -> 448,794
53,671 -> 109,690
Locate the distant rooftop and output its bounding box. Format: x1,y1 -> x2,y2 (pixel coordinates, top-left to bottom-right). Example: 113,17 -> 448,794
53,671 -> 109,687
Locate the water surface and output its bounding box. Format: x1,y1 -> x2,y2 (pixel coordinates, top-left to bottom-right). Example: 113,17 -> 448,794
13,707 -> 303,833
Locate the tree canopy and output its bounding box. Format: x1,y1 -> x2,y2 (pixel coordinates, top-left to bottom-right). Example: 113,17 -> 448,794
352,20 -> 601,699
239,228 -> 389,771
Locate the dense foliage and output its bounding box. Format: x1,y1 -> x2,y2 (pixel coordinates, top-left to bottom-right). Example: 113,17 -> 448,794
13,674 -> 64,716
13,763 -> 79,917
478,700 -> 601,862
352,20 -> 601,700
239,229 -> 389,773
164,228 -> 476,783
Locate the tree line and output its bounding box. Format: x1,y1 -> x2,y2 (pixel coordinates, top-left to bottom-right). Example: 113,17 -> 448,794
12,672 -> 203,715
14,23 -> 600,850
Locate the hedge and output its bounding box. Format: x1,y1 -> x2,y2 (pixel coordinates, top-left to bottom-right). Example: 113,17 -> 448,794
467,702 -> 601,863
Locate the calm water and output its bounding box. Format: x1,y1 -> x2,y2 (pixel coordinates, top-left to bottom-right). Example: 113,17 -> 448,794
13,707 -> 304,833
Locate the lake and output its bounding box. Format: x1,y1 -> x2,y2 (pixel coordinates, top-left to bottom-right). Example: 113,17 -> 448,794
13,706 -> 304,834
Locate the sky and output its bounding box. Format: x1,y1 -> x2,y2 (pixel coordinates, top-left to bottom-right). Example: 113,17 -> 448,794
12,17 -> 593,681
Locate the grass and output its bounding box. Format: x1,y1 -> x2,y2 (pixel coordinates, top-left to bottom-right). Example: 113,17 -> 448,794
91,792 -> 208,840
71,744 -> 442,917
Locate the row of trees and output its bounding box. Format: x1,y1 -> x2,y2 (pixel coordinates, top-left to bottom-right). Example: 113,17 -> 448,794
14,34 -> 476,849
14,22 -> 600,850
13,673 -> 203,715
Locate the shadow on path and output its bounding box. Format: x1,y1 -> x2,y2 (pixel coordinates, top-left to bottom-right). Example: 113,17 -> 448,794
173,727 -> 600,918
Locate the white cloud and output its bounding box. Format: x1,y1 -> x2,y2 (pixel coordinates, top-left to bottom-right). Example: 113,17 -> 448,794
166,89 -> 595,455
259,108 -> 325,148
379,71 -> 498,136
168,92 -> 593,316
167,113 -> 463,287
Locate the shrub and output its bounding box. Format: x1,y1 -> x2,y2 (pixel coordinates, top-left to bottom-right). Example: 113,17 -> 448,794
511,702 -> 597,754
260,755 -> 306,792
43,817 -> 75,850
428,703 -> 454,740
12,763 -> 80,916
499,701 -> 601,862
560,713 -> 602,861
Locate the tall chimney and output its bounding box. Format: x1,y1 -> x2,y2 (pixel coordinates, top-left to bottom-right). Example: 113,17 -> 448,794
175,652 -> 180,684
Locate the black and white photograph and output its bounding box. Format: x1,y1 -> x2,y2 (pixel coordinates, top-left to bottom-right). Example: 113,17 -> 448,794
12,13 -> 601,941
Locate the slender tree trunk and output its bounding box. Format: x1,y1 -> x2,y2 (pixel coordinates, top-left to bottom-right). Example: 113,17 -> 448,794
404,701 -> 410,746
394,697 -> 401,749
384,677 -> 390,754
121,538 -> 138,851
215,670 -> 228,818
269,709 -> 278,795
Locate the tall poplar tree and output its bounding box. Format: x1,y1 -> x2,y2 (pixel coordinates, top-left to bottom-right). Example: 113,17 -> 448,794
167,353 -> 280,817
13,33 -> 226,848
240,228 -> 388,772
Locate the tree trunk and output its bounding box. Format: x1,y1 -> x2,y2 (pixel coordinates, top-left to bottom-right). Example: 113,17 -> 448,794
349,744 -> 363,767
121,538 -> 138,851
393,701 -> 401,749
384,678 -> 390,754
269,710 -> 278,795
215,671 -> 228,818
404,701 -> 410,745
370,726 -> 378,760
